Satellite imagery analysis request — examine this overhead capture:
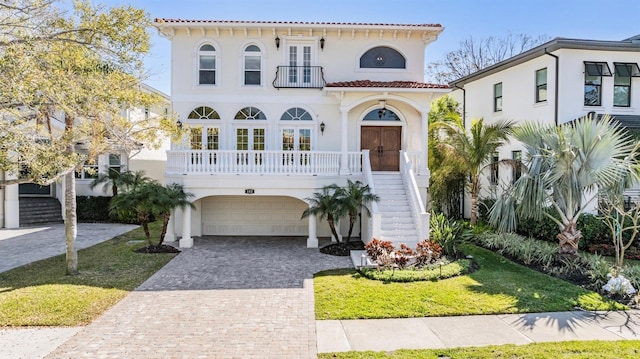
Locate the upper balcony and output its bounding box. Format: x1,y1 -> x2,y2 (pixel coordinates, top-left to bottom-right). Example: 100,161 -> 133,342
272,66 -> 326,89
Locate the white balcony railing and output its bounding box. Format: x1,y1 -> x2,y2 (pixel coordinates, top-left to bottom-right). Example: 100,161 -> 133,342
166,150 -> 363,175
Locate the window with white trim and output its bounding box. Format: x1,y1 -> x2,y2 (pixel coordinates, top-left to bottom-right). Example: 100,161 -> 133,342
188,106 -> 220,150
243,45 -> 261,86
198,44 -> 216,85
494,82 -> 502,112
535,68 -> 547,103
280,108 -> 313,151
234,107 -> 267,150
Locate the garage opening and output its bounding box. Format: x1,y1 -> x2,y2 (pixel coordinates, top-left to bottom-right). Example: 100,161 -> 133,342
201,195 -> 308,236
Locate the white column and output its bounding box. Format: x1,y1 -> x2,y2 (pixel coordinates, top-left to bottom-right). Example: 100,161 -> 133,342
165,210 -> 176,242
179,205 -> 193,248
4,182 -> 19,228
339,109 -> 350,175
421,111 -> 429,176
307,212 -> 318,248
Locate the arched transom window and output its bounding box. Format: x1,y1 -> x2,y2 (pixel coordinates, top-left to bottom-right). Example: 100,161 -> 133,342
198,44 -> 216,85
280,107 -> 312,121
234,107 -> 266,120
360,46 -> 406,69
363,108 -> 401,121
188,106 -> 220,120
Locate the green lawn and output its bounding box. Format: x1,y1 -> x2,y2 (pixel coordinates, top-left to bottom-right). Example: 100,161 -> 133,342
315,245 -> 625,320
0,222 -> 177,326
318,340 -> 640,359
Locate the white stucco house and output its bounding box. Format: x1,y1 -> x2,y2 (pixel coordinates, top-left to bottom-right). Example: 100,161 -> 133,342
449,35 -> 640,217
0,84 -> 170,228
154,19 -> 449,248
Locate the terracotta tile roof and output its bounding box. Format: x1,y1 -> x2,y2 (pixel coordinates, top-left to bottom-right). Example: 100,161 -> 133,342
325,80 -> 449,89
154,19 -> 442,28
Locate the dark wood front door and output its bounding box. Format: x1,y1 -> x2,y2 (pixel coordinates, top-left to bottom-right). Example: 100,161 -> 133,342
361,126 -> 401,171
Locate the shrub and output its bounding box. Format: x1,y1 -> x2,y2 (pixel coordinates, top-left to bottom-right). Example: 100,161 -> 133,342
477,197 -> 496,224
415,240 -> 442,266
578,213 -> 610,248
359,259 -> 470,282
364,238 -> 395,261
394,244 -> 415,269
76,196 -> 112,222
430,212 -> 467,257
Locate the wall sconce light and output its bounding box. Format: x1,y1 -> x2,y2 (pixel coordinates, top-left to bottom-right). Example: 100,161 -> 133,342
320,121 -> 325,135
320,37 -> 325,51
275,36 -> 280,50
176,120 -> 182,128
377,100 -> 387,119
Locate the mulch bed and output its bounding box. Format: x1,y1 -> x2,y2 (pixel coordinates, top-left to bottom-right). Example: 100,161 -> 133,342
320,241 -> 365,256
135,244 -> 181,254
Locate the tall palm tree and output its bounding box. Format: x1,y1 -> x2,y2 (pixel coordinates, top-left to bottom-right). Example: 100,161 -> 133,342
490,115 -> 639,255
433,117 -> 514,225
301,185 -> 347,244
341,180 -> 379,243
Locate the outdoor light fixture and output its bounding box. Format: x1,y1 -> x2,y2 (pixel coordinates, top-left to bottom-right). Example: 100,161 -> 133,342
378,100 -> 387,119
275,36 -> 280,50
320,121 -> 325,135
320,37 -> 325,51
176,120 -> 182,128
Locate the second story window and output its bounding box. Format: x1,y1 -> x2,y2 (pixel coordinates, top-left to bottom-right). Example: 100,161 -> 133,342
243,45 -> 262,86
614,63 -> 636,107
360,46 -> 406,69
198,44 -> 216,85
584,61 -> 611,106
494,82 -> 502,112
536,68 -> 547,103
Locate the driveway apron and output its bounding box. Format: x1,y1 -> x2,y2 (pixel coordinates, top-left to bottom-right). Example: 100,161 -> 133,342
47,237 -> 350,358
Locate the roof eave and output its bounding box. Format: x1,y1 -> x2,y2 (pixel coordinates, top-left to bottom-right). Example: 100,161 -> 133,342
324,86 -> 450,93
449,37 -> 640,88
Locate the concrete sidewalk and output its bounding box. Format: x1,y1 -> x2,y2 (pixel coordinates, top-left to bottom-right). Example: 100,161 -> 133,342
317,310 -> 640,353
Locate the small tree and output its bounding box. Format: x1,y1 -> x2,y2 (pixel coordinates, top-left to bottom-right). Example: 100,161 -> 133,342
110,181 -> 194,248
341,180 -> 379,243
302,185 -> 347,244
90,168 -> 151,196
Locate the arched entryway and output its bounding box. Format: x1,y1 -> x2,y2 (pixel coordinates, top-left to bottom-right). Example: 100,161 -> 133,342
360,107 -> 403,171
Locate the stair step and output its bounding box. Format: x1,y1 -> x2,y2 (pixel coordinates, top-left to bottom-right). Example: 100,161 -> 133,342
19,197 -> 63,226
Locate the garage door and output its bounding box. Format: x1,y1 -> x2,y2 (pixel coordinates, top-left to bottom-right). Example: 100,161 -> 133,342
201,196 -> 308,236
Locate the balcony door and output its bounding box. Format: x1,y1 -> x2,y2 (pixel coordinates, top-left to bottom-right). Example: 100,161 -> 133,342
287,44 -> 312,87
361,126 -> 401,171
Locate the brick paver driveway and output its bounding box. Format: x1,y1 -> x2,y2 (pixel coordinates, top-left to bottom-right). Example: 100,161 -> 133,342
47,237 -> 350,358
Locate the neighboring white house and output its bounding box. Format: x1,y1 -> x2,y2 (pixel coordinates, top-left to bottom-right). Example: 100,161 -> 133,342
0,84 -> 170,228
449,35 -> 640,217
154,19 -> 449,248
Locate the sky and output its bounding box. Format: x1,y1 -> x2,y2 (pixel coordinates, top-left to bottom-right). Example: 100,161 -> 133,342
95,0 -> 640,95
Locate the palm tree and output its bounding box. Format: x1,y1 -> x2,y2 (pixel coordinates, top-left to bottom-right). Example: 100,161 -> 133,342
341,180 -> 379,243
110,181 -> 194,248
301,185 -> 347,244
433,117 -> 514,225
151,183 -> 195,246
90,168 -> 150,196
490,115 -> 639,255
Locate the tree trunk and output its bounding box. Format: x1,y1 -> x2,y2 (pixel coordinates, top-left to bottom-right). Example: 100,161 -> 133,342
557,221 -> 580,255
138,213 -> 152,246
159,212 -> 171,246
327,216 -> 342,244
346,213 -> 357,243
65,170 -> 79,275
470,176 -> 479,226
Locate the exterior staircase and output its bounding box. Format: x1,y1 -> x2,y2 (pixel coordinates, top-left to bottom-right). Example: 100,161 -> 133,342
372,172 -> 420,248
19,197 -> 64,226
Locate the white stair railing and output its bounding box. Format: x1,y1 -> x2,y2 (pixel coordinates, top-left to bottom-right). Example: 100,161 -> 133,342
361,150 -> 381,244
400,151 -> 430,240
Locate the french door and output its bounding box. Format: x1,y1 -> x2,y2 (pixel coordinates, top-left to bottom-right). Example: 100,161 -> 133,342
361,126 -> 401,171
287,44 -> 312,86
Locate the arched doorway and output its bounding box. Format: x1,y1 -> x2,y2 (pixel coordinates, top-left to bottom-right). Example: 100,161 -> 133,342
360,107 -> 402,171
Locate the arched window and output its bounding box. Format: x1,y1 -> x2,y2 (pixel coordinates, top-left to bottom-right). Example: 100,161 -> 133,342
187,106 -> 220,150
280,107 -> 312,121
243,45 -> 262,86
188,106 -> 220,120
198,44 -> 216,85
234,107 -> 266,120
359,46 -> 406,69
363,108 -> 401,121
